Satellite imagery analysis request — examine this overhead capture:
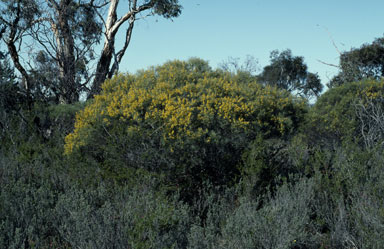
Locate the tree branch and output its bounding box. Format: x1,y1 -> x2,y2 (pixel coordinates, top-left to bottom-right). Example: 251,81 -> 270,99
317,59 -> 340,69
109,0 -> 153,36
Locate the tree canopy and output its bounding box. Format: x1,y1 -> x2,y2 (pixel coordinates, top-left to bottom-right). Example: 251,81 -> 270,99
0,0 -> 182,104
259,49 -> 323,99
329,36 -> 384,87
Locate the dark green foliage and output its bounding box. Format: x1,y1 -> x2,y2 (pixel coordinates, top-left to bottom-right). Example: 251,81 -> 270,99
0,52 -> 15,84
259,49 -> 323,98
0,52 -> 22,113
239,134 -> 316,201
54,182 -> 192,249
306,143 -> 384,249
153,0 -> 183,18
242,137 -> 290,197
0,152 -> 66,248
0,152 -> 193,249
329,36 -> 384,87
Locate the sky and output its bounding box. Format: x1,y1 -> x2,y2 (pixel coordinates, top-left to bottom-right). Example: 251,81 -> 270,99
117,0 -> 384,86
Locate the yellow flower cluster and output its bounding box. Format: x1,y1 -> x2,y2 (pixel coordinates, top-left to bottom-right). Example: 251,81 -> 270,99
65,65 -> 306,155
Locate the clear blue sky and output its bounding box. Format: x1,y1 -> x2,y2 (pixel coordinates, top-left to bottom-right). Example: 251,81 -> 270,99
118,0 -> 384,86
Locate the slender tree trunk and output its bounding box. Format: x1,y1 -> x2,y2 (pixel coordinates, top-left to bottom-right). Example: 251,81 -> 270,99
88,37 -> 115,98
5,1 -> 32,108
88,0 -> 154,99
7,41 -> 32,108
88,0 -> 119,99
54,0 -> 78,104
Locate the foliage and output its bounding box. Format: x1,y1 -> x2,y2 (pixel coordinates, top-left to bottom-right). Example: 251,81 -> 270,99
0,51 -> 20,111
0,151 -> 66,248
329,36 -> 384,87
4,38 -> 384,247
305,142 -> 384,249
153,0 -> 183,18
304,79 -> 384,147
187,185 -> 239,249
0,97 -> 84,174
219,178 -> 314,249
54,182 -> 191,249
186,178 -> 315,249
0,51 -> 14,84
259,49 -> 323,99
240,136 -> 308,199
64,59 -> 307,195
0,151 -> 192,249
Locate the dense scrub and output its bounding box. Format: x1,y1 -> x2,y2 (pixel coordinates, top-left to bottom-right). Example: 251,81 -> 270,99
2,59 -> 384,248
305,79 -> 384,147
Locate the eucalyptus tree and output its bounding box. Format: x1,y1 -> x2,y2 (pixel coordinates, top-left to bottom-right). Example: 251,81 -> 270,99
89,0 -> 182,98
0,0 -> 182,104
259,49 -> 323,99
329,36 -> 384,88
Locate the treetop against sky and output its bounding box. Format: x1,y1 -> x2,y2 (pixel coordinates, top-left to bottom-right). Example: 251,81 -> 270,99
119,0 -> 384,85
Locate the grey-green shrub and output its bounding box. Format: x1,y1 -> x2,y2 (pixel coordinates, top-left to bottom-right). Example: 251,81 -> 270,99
220,178 -> 314,249
0,154 -> 62,248
187,186 -> 238,249
54,182 -> 192,249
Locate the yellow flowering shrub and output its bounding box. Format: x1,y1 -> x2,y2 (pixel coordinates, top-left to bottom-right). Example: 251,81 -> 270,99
65,59 -> 306,187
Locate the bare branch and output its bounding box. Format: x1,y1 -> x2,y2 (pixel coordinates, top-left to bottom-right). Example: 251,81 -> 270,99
317,59 -> 340,68
321,25 -> 342,56
355,97 -> 384,149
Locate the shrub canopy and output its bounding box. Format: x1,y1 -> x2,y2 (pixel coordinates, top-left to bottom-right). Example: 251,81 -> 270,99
306,79 -> 384,146
65,59 -> 307,189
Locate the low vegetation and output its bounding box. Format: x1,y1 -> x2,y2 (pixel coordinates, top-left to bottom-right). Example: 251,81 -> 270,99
2,56 -> 384,248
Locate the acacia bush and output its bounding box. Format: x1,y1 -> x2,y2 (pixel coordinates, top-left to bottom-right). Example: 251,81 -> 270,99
64,58 -> 307,195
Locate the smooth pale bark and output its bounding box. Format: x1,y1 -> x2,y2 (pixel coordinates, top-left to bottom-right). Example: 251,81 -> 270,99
2,0 -> 179,103
89,0 -> 154,98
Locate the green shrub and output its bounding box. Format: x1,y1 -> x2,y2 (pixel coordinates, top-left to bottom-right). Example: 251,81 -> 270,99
186,185 -> 239,249
219,178 -> 314,249
307,142 -> 384,248
54,182 -> 192,249
305,79 -> 384,147
0,151 -> 193,248
0,153 -> 66,248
